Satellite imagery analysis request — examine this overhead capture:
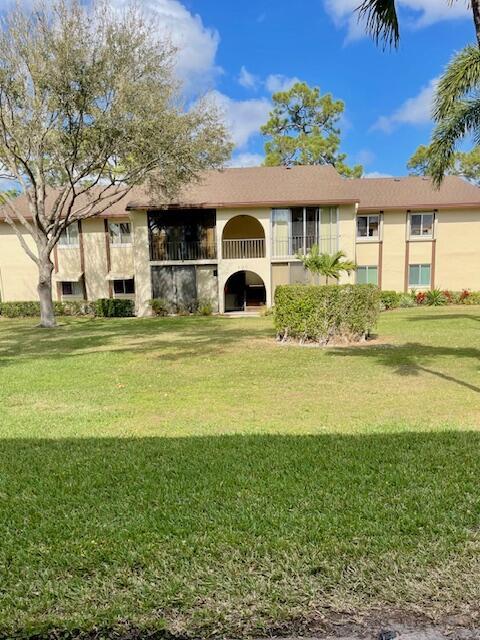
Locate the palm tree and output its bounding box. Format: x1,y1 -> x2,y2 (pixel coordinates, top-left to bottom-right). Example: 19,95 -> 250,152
357,1 -> 480,48
356,1 -> 480,187
428,44 -> 480,186
297,246 -> 356,284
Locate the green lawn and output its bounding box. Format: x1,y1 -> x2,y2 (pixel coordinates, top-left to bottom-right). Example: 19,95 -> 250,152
1,307 -> 480,637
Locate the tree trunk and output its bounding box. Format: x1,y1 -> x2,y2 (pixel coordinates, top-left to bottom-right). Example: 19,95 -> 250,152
473,0 -> 480,47
37,256 -> 56,328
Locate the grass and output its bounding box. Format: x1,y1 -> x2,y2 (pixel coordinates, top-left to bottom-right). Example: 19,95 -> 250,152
0,306 -> 480,637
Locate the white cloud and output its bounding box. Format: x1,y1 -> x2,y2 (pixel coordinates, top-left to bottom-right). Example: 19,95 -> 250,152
206,90 -> 271,148
110,0 -> 221,93
265,74 -> 301,94
323,0 -> 470,42
238,66 -> 260,90
372,77 -> 438,133
364,171 -> 394,178
228,153 -> 264,168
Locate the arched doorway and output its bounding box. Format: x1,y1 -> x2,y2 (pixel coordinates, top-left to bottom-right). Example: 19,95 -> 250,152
224,270 -> 266,312
222,215 -> 265,259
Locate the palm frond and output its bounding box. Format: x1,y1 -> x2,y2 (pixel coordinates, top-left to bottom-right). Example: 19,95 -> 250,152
356,0 -> 400,49
429,96 -> 480,188
434,45 -> 480,120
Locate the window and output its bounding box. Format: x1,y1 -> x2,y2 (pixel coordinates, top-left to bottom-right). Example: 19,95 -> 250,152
61,281 -> 83,297
58,223 -> 79,247
409,264 -> 431,287
409,213 -> 433,238
109,221 -> 132,245
357,215 -> 380,240
113,279 -> 135,295
356,266 -> 378,285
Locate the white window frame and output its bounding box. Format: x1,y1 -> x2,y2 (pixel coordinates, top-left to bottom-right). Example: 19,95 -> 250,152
408,212 -> 434,240
356,214 -> 381,242
109,221 -> 132,246
58,223 -> 79,248
356,265 -> 378,285
408,263 -> 431,288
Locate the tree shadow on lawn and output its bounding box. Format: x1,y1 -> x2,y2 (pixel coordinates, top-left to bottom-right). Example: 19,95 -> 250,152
0,316 -> 273,367
328,341 -> 480,394
406,312 -> 480,323
1,430 -> 480,637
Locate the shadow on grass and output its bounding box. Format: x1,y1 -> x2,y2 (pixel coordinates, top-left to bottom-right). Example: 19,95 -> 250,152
1,431 -> 480,637
0,316 -> 273,366
328,341 -> 480,394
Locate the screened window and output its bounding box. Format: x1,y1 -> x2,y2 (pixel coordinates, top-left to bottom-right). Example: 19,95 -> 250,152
409,264 -> 431,287
109,221 -> 132,245
357,215 -> 380,239
356,266 -> 378,285
61,281 -> 82,296
113,279 -> 135,295
409,213 -> 433,238
58,223 -> 79,247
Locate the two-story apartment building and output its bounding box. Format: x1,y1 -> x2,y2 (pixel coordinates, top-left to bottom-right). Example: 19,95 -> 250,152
1,165 -> 480,314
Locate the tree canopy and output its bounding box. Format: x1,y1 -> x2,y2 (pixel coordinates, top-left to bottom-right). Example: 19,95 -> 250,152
260,82 -> 363,178
408,144 -> 480,185
0,0 -> 232,327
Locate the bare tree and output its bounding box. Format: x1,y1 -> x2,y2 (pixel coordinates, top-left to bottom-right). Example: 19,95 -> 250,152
0,0 -> 232,327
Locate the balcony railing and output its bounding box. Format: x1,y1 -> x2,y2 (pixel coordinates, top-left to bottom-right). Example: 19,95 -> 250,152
272,235 -> 339,258
222,238 -> 265,259
150,239 -> 217,262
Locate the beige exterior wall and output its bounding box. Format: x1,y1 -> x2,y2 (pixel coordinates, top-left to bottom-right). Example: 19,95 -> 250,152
2,203 -> 480,311
130,209 -> 152,316
435,209 -> 480,290
380,211 -> 407,291
216,208 -> 271,313
0,224 -> 38,301
337,204 -> 356,284
82,217 -> 110,300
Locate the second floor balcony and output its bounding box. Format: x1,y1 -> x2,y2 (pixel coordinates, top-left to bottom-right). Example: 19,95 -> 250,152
272,235 -> 339,258
150,239 -> 217,262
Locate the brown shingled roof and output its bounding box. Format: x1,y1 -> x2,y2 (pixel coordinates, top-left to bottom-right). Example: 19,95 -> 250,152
1,165 -> 479,220
351,175 -> 480,211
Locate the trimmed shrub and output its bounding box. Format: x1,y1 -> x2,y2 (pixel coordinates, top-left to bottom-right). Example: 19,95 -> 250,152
379,290 -> 400,310
150,298 -> 171,316
398,294 -> 415,308
274,284 -> 380,345
197,299 -> 213,316
53,300 -> 94,316
0,301 -> 41,317
94,298 -> 134,317
463,291 -> 480,305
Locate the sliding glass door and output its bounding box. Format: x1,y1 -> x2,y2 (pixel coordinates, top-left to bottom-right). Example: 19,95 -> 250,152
271,207 -> 338,257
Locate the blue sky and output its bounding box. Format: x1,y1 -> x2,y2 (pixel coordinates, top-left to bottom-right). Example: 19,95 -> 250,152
1,0 -> 476,177
138,0 -> 473,177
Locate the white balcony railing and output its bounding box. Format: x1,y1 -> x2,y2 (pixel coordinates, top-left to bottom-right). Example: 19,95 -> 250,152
222,238 -> 265,259
272,235 -> 339,258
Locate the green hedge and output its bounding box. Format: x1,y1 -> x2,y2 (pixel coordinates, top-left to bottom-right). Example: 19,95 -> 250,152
379,290 -> 401,310
0,299 -> 133,318
274,284 -> 380,344
94,298 -> 135,317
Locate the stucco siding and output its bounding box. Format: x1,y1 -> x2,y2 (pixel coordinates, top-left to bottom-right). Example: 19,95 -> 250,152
0,223 -> 38,301
435,209 -> 480,290
381,211 -> 407,291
